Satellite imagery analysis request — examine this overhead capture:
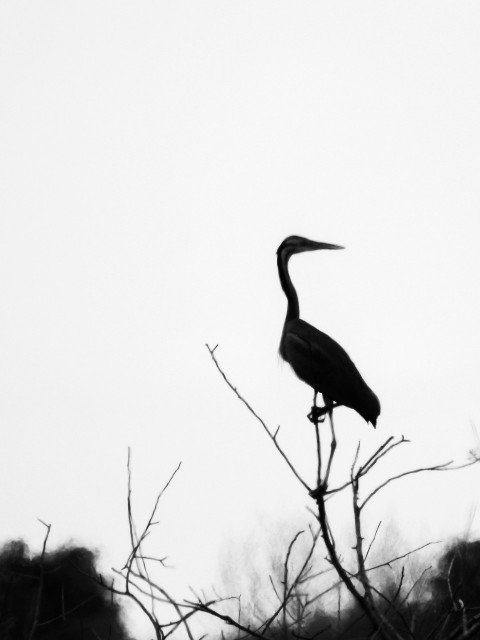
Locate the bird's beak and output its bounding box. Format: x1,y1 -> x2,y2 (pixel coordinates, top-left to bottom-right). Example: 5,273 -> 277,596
309,241 -> 345,252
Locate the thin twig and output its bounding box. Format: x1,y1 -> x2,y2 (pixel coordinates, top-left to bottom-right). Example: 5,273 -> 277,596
360,458 -> 479,510
206,344 -> 311,492
98,572 -> 163,638
27,519 -> 51,640
359,437 -> 408,477
305,541 -> 438,604
283,531 -> 304,631
261,528 -> 321,636
365,521 -> 382,562
325,437 -> 407,497
351,472 -> 379,622
367,579 -> 415,640
398,566 -> 431,610
184,599 -> 267,640
314,492 -> 384,636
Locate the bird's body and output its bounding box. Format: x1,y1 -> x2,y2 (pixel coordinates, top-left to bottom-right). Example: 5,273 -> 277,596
277,236 -> 380,427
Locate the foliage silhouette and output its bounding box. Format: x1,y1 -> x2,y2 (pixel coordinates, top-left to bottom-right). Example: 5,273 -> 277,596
218,538 -> 480,640
2,534 -> 480,638
0,539 -> 132,640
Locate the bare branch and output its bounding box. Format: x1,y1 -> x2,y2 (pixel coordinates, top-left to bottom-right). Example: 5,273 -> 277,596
27,520 -> 51,640
206,344 -> 311,492
358,437 -> 409,477
325,437 -> 407,497
360,457 -> 480,510
399,566 -> 431,609
306,541 -> 438,605
365,521 -> 382,562
367,542 -> 439,574
367,578 -> 415,640
183,598 -> 267,640
351,471 -> 381,624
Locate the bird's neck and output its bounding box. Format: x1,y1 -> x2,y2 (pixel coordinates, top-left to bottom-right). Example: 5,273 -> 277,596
277,252 -> 300,322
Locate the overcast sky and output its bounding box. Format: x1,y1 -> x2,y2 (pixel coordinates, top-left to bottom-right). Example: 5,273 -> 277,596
1,2 -> 480,637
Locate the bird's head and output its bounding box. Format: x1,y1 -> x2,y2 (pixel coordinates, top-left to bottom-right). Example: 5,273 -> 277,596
277,236 -> 344,259
359,390 -> 381,428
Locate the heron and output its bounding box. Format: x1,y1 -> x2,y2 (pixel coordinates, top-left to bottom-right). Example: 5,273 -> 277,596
277,235 -> 380,428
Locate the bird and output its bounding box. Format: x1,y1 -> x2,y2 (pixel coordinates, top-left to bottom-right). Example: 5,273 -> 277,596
277,235 -> 380,427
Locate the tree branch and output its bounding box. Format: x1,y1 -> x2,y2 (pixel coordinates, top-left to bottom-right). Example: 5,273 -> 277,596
206,344 -> 311,492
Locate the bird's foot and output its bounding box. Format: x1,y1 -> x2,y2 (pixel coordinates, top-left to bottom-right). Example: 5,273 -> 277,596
307,402 -> 340,424
308,405 -> 329,424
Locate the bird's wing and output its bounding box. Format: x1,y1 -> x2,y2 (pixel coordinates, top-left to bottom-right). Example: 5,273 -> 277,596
282,330 -> 340,391
281,320 -> 359,400
283,331 -> 335,371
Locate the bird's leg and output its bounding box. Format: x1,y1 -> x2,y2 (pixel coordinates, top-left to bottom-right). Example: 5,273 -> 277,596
310,394 -> 338,499
310,391 -> 319,422
313,392 -> 322,489
308,400 -> 340,424
323,397 -> 337,487
308,391 -> 327,423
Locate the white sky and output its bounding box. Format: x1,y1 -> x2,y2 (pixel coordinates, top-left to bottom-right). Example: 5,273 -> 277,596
1,2 -> 480,637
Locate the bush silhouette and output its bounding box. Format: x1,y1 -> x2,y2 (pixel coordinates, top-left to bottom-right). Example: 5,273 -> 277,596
0,539 -> 132,640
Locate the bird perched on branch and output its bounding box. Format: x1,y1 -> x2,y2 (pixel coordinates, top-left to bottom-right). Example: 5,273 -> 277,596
277,235 -> 380,427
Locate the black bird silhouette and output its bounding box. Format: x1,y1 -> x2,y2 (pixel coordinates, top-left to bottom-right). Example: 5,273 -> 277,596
277,235 -> 380,427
